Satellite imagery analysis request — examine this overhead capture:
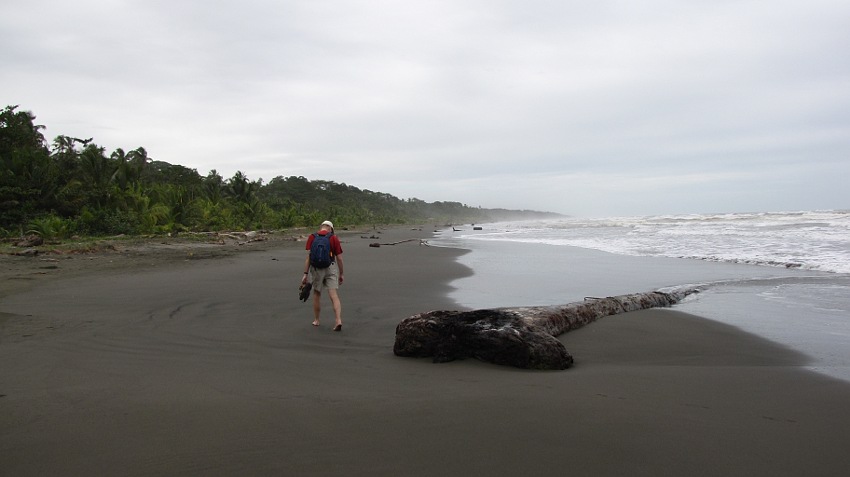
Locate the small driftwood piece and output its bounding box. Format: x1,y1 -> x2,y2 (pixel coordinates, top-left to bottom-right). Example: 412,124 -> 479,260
393,289 -> 698,370
381,238 -> 419,246
14,235 -> 44,247
370,238 -> 426,247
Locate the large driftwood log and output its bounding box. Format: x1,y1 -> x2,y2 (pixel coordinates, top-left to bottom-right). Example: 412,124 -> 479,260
393,289 -> 698,370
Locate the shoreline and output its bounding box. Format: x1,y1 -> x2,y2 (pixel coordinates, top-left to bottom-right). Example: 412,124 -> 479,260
432,230 -> 850,382
3,226 -> 850,475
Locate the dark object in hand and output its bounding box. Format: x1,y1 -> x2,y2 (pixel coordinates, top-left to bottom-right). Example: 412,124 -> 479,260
299,282 -> 312,302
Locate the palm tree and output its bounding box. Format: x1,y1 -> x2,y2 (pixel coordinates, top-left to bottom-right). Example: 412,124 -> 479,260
127,147 -> 148,184
201,169 -> 225,205
150,183 -> 193,231
110,146 -> 149,190
79,144 -> 115,209
110,148 -> 131,190
124,184 -> 169,233
226,171 -> 259,204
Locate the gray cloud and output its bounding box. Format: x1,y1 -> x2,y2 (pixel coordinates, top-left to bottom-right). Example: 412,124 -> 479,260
3,0 -> 848,216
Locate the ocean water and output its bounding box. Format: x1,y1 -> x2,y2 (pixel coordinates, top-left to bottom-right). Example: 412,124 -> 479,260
431,210 -> 850,381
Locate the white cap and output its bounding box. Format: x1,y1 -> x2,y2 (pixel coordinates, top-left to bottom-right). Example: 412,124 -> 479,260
321,220 -> 334,230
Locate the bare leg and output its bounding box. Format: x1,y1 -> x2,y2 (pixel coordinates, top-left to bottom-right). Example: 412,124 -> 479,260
328,288 -> 342,328
312,290 -> 321,326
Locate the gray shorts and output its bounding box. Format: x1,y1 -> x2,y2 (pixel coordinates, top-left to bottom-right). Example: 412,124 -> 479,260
310,262 -> 339,293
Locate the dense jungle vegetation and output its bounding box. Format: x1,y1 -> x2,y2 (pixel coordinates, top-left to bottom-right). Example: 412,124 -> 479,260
1,105 -> 561,239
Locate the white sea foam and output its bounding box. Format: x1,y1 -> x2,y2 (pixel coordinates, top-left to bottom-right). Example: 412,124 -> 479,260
454,210 -> 850,274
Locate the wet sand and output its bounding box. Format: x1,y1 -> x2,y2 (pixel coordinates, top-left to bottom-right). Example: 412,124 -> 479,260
2,227 -> 850,476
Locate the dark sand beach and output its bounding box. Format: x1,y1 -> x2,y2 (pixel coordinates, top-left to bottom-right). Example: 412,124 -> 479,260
2,227 -> 850,476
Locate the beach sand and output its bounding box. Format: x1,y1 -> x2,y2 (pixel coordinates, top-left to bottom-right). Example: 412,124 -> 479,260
2,227 -> 849,476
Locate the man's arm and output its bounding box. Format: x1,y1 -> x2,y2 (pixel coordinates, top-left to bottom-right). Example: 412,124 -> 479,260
301,253 -> 310,283
332,236 -> 345,282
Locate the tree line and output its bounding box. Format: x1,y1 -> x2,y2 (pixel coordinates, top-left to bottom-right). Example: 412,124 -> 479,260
1,105 -> 561,239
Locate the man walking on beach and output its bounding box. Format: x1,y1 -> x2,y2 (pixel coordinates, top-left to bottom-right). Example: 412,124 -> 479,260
302,220 -> 344,331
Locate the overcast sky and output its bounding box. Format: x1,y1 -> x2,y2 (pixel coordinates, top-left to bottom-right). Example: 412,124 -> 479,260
3,0 -> 848,217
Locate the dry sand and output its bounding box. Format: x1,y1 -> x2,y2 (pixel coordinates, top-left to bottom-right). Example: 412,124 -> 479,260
2,226 -> 850,476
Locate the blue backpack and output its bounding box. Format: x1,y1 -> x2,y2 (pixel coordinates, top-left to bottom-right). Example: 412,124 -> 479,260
309,233 -> 334,268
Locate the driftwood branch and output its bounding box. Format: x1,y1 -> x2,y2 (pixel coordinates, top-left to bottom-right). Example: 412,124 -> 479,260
393,288 -> 699,370
369,238 -> 431,247
185,230 -> 269,245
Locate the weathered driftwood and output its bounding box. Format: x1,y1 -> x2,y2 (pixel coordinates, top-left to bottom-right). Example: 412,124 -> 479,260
185,230 -> 269,245
370,238 -> 431,247
14,235 -> 44,247
393,289 -> 698,370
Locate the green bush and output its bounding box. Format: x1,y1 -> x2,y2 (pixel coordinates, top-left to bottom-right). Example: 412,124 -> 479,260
26,215 -> 72,240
